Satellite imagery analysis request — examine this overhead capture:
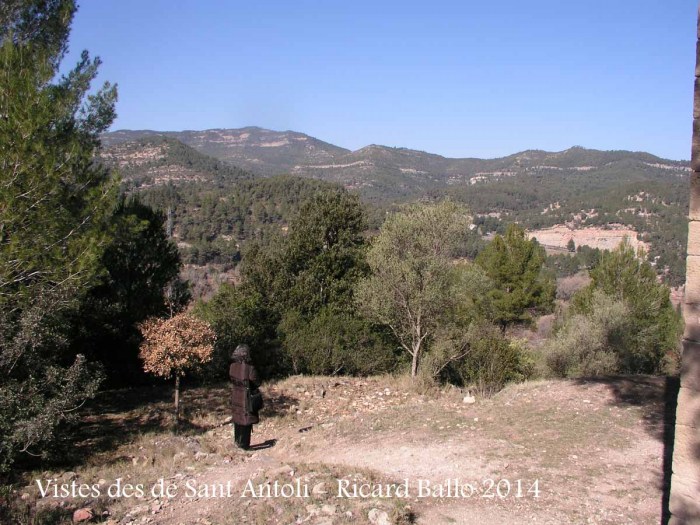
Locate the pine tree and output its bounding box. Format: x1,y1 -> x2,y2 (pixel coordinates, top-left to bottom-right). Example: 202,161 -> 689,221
571,240 -> 682,373
0,0 -> 117,470
70,197 -> 187,383
476,224 -> 555,330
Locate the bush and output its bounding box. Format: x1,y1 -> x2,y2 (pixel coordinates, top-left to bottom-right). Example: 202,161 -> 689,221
555,272 -> 591,301
279,308 -> 397,376
423,322 -> 533,396
541,291 -> 629,378
571,240 -> 682,373
193,283 -> 280,379
457,323 -> 534,396
0,353 -> 103,473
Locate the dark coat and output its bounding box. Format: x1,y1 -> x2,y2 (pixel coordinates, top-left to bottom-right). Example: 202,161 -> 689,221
229,360 -> 260,425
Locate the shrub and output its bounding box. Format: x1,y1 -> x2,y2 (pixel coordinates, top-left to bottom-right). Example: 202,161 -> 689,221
457,323 -> 534,396
193,283 -> 279,379
542,291 -> 629,378
279,307 -> 397,376
423,322 -> 533,396
555,272 -> 591,301
571,240 -> 682,373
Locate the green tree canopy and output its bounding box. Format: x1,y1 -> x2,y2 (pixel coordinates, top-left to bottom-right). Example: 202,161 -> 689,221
278,189 -> 368,316
194,282 -> 276,376
476,224 -> 555,329
355,201 -> 487,377
0,0 -> 117,471
70,197 -> 186,383
570,239 -> 682,373
200,189 -> 383,377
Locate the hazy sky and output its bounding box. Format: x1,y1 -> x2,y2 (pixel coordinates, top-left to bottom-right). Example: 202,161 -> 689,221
65,1 -> 697,160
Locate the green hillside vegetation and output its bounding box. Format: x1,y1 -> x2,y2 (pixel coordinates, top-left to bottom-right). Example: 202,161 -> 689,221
138,176 -> 347,265
101,138 -> 368,266
104,131 -> 689,286
196,195 -> 680,394
448,162 -> 688,285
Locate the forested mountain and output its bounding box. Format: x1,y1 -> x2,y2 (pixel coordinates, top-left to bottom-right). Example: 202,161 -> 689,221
448,163 -> 689,285
100,136 -> 253,189
99,135 -> 355,268
103,127 -> 689,202
103,127 -> 349,176
102,128 -> 690,286
137,176 -> 343,266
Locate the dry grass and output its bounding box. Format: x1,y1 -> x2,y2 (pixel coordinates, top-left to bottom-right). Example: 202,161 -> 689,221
556,272 -> 591,301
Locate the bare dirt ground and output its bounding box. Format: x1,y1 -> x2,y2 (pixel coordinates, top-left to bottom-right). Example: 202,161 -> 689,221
10,375 -> 677,525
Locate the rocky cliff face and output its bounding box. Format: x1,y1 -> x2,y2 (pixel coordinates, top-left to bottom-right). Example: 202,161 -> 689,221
528,225 -> 648,252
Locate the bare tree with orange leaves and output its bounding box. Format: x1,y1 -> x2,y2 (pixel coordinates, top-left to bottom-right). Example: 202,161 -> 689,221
138,313 -> 216,422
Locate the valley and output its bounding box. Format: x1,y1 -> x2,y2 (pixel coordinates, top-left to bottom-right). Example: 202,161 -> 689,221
100,127 -> 690,291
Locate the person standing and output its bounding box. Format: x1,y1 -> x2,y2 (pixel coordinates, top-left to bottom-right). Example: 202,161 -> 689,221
229,344 -> 261,450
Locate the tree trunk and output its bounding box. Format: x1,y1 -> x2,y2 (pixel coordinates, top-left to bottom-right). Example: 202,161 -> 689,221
410,344 -> 421,377
174,375 -> 180,423
411,318 -> 422,378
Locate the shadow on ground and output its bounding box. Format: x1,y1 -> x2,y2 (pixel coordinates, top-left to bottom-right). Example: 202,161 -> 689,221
248,439 -> 277,451
16,382 -> 298,474
573,375 -> 678,525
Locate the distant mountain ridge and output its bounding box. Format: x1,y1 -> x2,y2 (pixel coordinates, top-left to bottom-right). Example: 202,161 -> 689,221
99,135 -> 255,190
101,127 -> 691,287
103,127 -> 349,177
103,127 -> 689,200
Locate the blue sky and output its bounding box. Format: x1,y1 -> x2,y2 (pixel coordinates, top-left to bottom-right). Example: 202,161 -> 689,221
66,1 -> 698,160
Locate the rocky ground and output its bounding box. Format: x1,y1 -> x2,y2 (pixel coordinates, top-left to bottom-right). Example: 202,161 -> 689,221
8,375 -> 675,525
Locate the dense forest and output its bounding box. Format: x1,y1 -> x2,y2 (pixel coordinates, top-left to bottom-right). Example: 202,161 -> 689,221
103,140 -> 689,287
97,125 -> 692,287
138,176 -> 350,265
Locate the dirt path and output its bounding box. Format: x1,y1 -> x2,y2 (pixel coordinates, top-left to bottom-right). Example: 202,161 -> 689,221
18,375 -> 673,525
150,376 -> 669,524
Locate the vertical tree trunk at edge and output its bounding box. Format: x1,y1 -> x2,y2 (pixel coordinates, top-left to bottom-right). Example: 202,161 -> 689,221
174,375 -> 180,423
